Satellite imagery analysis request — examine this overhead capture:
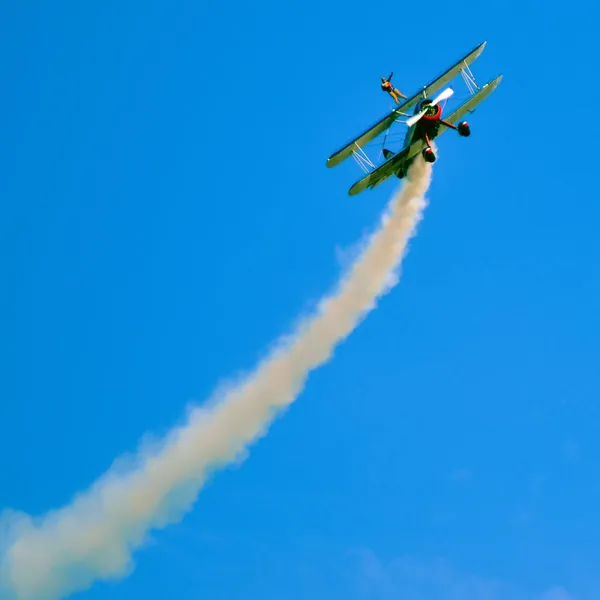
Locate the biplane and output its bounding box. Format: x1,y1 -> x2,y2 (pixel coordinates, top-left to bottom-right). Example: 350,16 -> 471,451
326,42 -> 502,196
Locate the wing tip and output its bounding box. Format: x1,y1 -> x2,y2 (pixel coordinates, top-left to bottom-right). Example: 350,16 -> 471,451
472,40 -> 487,59
488,74 -> 504,88
480,74 -> 503,91
348,178 -> 370,196
326,154 -> 343,168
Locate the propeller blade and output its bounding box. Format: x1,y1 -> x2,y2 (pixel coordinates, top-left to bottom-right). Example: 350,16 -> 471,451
432,86 -> 454,104
406,87 -> 454,127
406,110 -> 427,127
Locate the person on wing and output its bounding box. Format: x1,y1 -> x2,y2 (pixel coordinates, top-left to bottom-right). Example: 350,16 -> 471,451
381,72 -> 407,104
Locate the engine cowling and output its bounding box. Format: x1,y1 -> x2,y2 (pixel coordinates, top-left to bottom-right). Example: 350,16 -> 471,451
416,99 -> 442,121
457,121 -> 471,137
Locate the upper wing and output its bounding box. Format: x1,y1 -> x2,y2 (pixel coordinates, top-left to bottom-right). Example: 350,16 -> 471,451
439,75 -> 503,131
326,41 -> 488,169
326,109 -> 402,168
401,41 -> 488,115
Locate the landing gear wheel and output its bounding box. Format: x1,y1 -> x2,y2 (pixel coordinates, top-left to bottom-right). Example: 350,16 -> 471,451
423,147 -> 436,163
457,121 -> 471,137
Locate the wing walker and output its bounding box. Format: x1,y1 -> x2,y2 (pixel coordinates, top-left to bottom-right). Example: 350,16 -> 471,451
326,42 -> 502,196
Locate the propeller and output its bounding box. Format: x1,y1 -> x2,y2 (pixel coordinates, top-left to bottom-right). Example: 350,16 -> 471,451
406,87 -> 454,127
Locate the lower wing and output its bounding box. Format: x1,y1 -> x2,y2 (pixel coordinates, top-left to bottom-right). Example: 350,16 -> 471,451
439,75 -> 503,130
348,141 -> 426,196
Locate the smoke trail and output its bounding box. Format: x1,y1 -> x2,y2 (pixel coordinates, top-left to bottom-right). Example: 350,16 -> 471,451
0,156 -> 432,600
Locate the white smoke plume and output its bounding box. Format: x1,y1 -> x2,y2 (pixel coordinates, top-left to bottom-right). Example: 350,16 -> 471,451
0,156 -> 433,600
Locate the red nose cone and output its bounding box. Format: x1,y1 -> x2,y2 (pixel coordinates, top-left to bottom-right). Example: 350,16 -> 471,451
423,103 -> 442,121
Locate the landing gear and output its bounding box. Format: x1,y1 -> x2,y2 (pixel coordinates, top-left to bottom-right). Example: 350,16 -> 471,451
439,119 -> 471,137
422,133 -> 436,163
457,121 -> 471,137
422,147 -> 436,163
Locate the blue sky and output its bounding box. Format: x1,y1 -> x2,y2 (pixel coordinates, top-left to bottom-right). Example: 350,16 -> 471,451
0,1 -> 599,599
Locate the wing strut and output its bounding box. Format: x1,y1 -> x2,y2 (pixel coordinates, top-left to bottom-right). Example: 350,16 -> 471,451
351,143 -> 376,173
460,61 -> 480,95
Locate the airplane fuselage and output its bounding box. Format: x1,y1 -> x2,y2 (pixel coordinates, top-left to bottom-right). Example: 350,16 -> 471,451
396,98 -> 445,177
